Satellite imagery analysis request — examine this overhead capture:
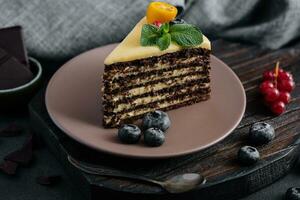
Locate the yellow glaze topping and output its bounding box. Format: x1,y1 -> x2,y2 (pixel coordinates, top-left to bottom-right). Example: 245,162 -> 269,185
104,17 -> 211,65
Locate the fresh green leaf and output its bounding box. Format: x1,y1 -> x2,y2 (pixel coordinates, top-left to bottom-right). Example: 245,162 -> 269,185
156,33 -> 171,51
140,24 -> 160,46
158,23 -> 169,34
169,24 -> 203,47
169,23 -> 200,34
140,22 -> 203,50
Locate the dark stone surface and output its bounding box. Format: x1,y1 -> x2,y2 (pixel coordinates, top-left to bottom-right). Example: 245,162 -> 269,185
0,113 -> 84,200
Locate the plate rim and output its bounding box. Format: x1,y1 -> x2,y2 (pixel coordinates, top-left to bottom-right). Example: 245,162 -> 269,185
45,44 -> 246,159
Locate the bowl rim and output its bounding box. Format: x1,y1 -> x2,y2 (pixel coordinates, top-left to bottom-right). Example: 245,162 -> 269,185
0,57 -> 42,94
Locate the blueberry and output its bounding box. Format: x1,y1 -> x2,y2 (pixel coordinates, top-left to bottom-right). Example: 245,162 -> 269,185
286,187 -> 300,200
144,128 -> 165,147
142,110 -> 171,131
249,122 -> 275,145
238,146 -> 260,165
170,18 -> 186,25
118,124 -> 141,144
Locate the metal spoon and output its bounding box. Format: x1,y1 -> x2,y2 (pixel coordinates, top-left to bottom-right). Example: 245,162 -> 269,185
68,156 -> 206,193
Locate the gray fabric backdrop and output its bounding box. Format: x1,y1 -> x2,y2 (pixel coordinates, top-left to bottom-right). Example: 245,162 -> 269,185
1,0 -> 300,60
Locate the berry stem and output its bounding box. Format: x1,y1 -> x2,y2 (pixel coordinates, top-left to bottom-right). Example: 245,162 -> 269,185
274,61 -> 279,88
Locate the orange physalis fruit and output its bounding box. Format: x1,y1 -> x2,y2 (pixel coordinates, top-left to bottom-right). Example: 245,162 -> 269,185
146,2 -> 178,24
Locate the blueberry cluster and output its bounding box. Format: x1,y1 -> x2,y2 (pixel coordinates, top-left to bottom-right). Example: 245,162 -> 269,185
237,122 -> 275,166
117,110 -> 171,147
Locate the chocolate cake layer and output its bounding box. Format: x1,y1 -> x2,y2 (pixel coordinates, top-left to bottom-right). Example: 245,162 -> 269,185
105,70 -> 210,93
103,80 -> 210,105
103,94 -> 210,128
104,74 -> 210,100
105,67 -> 209,91
104,87 -> 211,114
103,57 -> 210,81
102,47 -> 211,128
104,84 -> 210,113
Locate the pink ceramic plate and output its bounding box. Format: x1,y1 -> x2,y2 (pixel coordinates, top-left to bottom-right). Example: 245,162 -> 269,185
46,44 -> 246,159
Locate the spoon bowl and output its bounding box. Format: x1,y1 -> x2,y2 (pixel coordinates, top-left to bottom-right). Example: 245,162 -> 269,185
161,173 -> 206,193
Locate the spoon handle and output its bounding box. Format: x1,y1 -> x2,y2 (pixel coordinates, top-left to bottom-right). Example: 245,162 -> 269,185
68,156 -> 162,185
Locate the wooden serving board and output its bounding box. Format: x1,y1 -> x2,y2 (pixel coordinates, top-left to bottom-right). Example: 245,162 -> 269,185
29,40 -> 300,200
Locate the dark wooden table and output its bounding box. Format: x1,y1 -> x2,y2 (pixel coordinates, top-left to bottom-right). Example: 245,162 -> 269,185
29,40 -> 300,200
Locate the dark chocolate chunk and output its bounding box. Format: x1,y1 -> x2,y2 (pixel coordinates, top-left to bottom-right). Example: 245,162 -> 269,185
0,26 -> 28,66
0,122 -> 23,137
36,175 -> 62,186
0,48 -> 33,90
0,160 -> 18,175
4,135 -> 33,165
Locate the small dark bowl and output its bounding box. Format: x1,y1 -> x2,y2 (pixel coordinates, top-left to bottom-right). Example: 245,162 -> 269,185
0,57 -> 42,112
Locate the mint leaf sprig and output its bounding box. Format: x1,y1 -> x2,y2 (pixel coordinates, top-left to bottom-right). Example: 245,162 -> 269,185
140,22 -> 203,51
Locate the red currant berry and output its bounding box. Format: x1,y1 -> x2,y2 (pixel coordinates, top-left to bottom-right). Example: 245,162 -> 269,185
278,91 -> 291,104
278,70 -> 293,81
263,70 -> 275,81
271,101 -> 286,115
153,20 -> 162,27
264,88 -> 280,102
259,81 -> 275,94
278,68 -> 284,73
278,79 -> 295,92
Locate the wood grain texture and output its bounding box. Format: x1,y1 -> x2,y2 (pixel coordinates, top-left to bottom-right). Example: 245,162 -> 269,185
29,40 -> 300,200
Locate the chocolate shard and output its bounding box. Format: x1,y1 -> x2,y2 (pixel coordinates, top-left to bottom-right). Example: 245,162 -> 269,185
0,122 -> 23,137
0,160 -> 18,175
0,26 -> 29,66
4,135 -> 33,165
36,175 -> 62,186
0,48 -> 33,90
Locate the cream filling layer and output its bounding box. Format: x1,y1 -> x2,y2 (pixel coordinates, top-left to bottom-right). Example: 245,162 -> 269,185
104,94 -> 209,123
110,84 -> 209,113
104,75 -> 210,102
107,66 -> 207,89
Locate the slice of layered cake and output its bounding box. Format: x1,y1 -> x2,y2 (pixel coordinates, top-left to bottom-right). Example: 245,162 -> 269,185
102,2 -> 211,128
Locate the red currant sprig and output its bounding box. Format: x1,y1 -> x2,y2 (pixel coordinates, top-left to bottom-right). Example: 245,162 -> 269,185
259,61 -> 295,115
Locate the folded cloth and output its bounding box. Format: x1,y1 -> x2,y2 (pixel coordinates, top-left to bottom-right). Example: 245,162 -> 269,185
0,0 -> 299,61
185,0 -> 300,49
